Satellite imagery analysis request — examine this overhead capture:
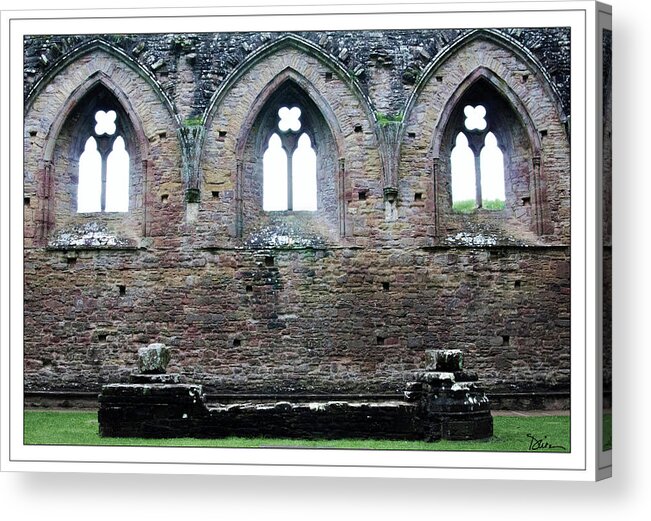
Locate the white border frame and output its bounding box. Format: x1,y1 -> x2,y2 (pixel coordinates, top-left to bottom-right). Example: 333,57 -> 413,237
0,1 -> 605,481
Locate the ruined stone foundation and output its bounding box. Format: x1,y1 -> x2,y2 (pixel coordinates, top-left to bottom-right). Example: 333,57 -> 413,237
98,345 -> 493,441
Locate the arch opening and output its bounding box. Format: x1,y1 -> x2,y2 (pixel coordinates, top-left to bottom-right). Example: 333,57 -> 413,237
46,81 -> 147,235
239,79 -> 342,239
441,76 -> 536,228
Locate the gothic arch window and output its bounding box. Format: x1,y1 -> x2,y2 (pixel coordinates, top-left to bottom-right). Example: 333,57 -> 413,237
238,79 -> 343,239
262,106 -> 318,212
450,104 -> 506,212
77,110 -> 130,213
45,81 -> 148,235
439,75 -> 543,233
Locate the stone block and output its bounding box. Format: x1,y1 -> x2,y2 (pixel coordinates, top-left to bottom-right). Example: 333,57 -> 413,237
130,373 -> 181,384
414,370 -> 456,386
425,349 -> 464,372
137,343 -> 171,374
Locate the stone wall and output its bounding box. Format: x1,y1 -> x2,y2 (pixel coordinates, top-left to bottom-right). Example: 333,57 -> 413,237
24,29 -> 571,117
23,28 -> 574,406
24,244 -> 570,397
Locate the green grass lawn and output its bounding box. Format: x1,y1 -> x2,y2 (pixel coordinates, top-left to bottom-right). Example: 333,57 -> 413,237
24,411 -> 570,452
453,199 -> 506,213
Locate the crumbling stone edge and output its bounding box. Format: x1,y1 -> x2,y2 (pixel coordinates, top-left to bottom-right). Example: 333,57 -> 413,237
98,345 -> 493,441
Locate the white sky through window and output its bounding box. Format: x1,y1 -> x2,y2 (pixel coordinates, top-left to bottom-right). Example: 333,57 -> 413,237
278,107 -> 301,132
94,110 -> 117,135
464,105 -> 487,131
480,132 -> 505,202
77,110 -> 130,213
105,136 -> 130,212
264,107 -> 317,212
451,132 -> 476,203
263,133 -> 288,211
452,106 -> 505,207
292,133 -> 317,211
77,137 -> 102,212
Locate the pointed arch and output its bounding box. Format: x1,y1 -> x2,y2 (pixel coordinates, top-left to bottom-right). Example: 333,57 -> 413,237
203,33 -> 376,134
432,65 -> 542,158
234,67 -> 345,160
42,70 -> 150,163
23,37 -> 190,242
431,71 -> 548,236
230,69 -> 347,239
404,29 -> 567,135
27,52 -> 168,240
25,38 -> 178,123
434,67 -> 547,234
397,29 -> 568,238
199,33 -> 385,242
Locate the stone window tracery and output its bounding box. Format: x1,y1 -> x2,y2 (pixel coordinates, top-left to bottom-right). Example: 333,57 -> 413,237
40,80 -> 148,241
436,72 -> 547,235
450,104 -> 506,212
237,78 -> 344,240
77,110 -> 130,213
263,106 -> 317,212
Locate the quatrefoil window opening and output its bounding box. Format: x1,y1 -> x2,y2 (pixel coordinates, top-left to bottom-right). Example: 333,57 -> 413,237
77,110 -> 129,213
463,105 -> 487,131
94,110 -> 117,135
263,106 -> 317,212
278,106 -> 302,132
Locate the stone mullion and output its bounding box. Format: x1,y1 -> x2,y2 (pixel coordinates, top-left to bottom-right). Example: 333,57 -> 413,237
474,151 -> 482,208
286,148 -> 293,211
95,134 -> 116,212
466,130 -> 485,210
281,133 -> 297,212
100,155 -> 108,212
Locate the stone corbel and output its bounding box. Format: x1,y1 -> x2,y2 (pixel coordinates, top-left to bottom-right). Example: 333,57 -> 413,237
377,120 -> 402,189
178,124 -> 205,201
376,119 -> 403,222
178,124 -> 205,223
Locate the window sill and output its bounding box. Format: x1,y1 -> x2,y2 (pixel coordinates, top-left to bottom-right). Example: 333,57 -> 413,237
262,210 -> 318,215
46,222 -> 139,251
74,211 -> 130,217
451,208 -> 508,216
45,244 -> 142,252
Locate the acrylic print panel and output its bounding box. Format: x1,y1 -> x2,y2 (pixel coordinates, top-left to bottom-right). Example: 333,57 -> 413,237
599,6 -> 613,474
601,26 -> 613,453
2,1 -> 604,480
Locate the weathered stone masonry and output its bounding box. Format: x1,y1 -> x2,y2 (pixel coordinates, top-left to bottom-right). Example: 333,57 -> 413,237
24,28 -> 573,408
98,345 -> 493,440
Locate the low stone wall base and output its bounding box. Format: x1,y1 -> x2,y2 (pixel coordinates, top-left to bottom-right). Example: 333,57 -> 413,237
97,348 -> 494,441
98,382 -> 493,441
